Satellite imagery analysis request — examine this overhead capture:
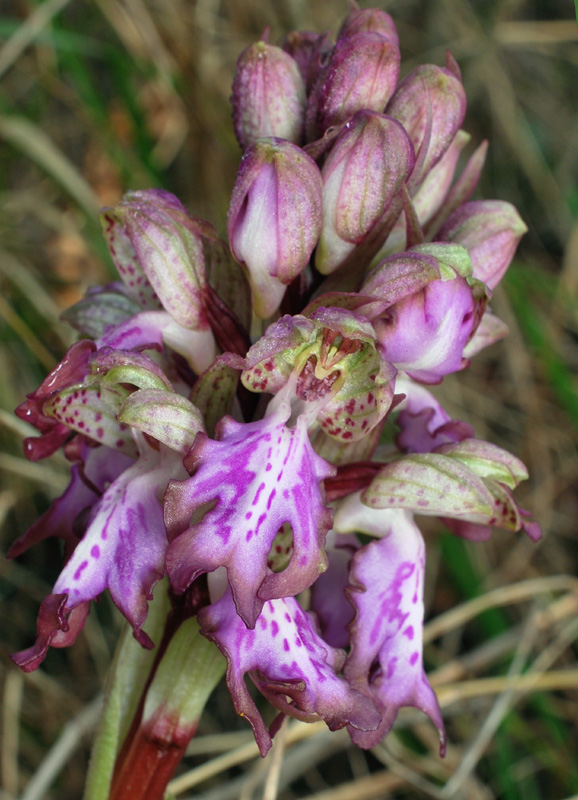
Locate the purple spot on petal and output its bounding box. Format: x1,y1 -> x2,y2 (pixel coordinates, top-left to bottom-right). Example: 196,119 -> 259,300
90,545 -> 100,559
283,638 -> 290,652
386,656 -> 398,679
271,620 -> 279,637
410,651 -> 419,666
252,482 -> 266,506
73,560 -> 89,581
403,625 -> 415,640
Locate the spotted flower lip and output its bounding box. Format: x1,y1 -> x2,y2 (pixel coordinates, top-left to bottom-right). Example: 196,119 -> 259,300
7,442 -> 134,562
343,509 -> 445,752
199,586 -> 380,757
164,399 -> 335,628
15,339 -> 96,461
51,438 -> 187,643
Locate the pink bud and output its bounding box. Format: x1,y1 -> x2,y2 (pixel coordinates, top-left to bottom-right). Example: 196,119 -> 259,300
100,189 -> 209,330
306,31 -> 400,141
337,6 -> 399,46
437,200 -> 527,289
386,63 -> 466,189
280,31 -> 332,93
227,138 -> 323,318
381,130 -> 470,256
232,41 -> 306,149
315,111 -> 414,275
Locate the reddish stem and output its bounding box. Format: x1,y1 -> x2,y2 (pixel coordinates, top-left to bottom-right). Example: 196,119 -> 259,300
109,712 -> 197,800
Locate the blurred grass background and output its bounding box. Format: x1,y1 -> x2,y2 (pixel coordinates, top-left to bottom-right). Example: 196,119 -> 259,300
0,1 -> 577,798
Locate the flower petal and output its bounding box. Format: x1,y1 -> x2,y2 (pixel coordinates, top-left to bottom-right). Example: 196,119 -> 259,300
52,438 -> 186,646
344,511 -> 445,751
165,403 -> 335,627
199,588 -> 380,756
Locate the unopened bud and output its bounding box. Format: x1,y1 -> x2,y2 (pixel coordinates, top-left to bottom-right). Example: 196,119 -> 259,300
315,111 -> 414,275
386,63 -> 466,189
437,200 -> 527,289
306,31 -> 400,141
232,40 -> 306,149
280,31 -> 332,93
337,6 -> 399,45
100,189 -> 209,330
227,138 -> 323,318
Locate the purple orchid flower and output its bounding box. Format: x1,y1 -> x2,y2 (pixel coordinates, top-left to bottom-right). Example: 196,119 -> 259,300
199,583 -> 380,756
12,436 -> 189,671
165,397 -> 335,628
340,509 -> 445,751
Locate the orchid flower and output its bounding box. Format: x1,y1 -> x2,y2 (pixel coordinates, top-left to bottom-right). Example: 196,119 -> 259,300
165,389 -> 336,629
199,583 -> 380,756
9,7 -> 542,799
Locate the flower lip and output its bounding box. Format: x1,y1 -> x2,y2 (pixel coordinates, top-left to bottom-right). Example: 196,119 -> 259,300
164,399 -> 335,628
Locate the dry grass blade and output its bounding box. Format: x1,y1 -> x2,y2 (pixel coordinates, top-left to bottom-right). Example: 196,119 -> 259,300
1,670 -> 24,798
168,721 -> 327,796
19,696 -> 102,800
0,294 -> 57,372
424,575 -> 578,643
0,453 -> 68,491
0,118 -> 100,220
1,1 -> 576,798
495,20 -> 578,44
0,0 -> 74,80
436,669 -> 578,705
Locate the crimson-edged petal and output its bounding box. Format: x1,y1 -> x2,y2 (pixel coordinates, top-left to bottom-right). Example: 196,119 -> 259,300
164,402 -> 335,628
344,511 -> 445,751
199,587 -> 380,756
11,595 -> 90,673
51,437 -> 187,648
16,340 -> 95,461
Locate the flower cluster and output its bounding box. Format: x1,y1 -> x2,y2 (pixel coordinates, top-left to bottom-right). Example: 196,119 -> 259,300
11,3 -> 539,762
